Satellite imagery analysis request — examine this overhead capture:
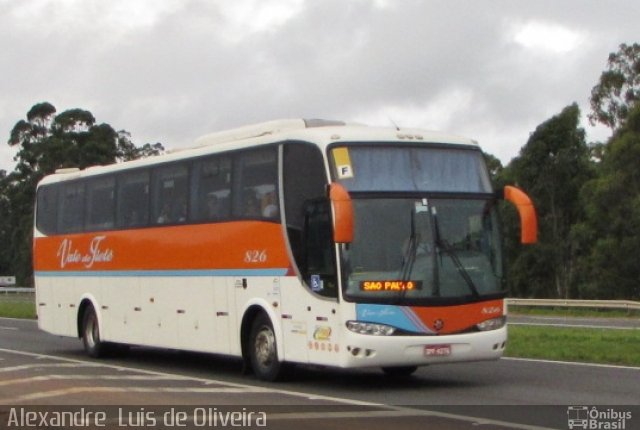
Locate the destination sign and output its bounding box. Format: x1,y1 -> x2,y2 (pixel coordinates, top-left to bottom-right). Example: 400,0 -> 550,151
360,280 -> 422,292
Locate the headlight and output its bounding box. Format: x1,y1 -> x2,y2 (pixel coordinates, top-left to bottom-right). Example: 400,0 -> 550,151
346,321 -> 396,336
476,316 -> 506,331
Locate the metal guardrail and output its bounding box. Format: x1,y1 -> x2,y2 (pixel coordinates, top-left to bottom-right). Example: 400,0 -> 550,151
0,287 -> 34,294
506,298 -> 640,311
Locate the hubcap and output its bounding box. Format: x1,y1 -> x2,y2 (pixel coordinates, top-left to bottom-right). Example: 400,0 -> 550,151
254,326 -> 275,369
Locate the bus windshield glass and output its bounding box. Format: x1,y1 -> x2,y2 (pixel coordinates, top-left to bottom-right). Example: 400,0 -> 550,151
331,145 -> 491,193
331,145 -> 503,304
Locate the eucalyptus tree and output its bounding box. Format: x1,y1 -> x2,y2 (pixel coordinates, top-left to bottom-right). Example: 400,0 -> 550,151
589,43 -> 640,130
501,104 -> 593,298
576,104 -> 640,300
3,102 -> 163,285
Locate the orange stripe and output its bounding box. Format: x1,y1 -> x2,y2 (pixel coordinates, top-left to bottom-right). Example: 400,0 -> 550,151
410,299 -> 504,334
34,221 -> 291,272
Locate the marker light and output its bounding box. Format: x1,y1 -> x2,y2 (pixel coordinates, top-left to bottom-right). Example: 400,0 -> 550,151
346,321 -> 396,336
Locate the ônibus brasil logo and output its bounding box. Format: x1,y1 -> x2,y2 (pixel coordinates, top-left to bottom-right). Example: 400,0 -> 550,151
567,406 -> 632,430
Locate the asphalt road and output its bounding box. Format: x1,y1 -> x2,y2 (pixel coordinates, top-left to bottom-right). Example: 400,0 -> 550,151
1,317 -> 639,429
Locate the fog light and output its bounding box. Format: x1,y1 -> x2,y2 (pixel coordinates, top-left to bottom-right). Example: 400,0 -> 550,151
476,316 -> 506,331
346,321 -> 396,336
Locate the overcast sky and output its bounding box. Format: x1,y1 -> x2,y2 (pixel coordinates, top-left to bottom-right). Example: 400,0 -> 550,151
1,0 -> 638,173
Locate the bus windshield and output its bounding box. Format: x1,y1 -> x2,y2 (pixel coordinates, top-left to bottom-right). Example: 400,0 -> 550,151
331,145 -> 491,193
331,145 -> 503,304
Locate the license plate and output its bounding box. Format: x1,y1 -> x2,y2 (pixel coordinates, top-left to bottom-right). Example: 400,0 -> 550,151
424,344 -> 451,357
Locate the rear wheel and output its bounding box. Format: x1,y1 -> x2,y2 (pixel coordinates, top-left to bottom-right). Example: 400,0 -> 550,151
381,366 -> 418,377
81,306 -> 108,358
248,313 -> 288,381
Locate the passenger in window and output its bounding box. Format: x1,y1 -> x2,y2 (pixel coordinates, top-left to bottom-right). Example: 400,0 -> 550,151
127,209 -> 140,226
205,194 -> 222,219
261,191 -> 278,218
177,202 -> 187,222
157,202 -> 172,224
244,193 -> 260,217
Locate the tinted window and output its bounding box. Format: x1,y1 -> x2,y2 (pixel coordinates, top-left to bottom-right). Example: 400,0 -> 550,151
152,163 -> 189,225
234,148 -> 279,220
283,144 -> 327,229
191,156 -> 232,222
37,146 -> 287,235
86,176 -> 115,231
58,182 -> 85,233
117,170 -> 149,228
36,185 -> 59,235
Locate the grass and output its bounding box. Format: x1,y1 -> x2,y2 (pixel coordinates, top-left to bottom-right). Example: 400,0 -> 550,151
0,294 -> 37,319
506,325 -> 640,367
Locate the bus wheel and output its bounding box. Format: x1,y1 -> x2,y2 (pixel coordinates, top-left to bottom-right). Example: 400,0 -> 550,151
81,306 -> 107,358
249,313 -> 286,381
381,366 -> 418,377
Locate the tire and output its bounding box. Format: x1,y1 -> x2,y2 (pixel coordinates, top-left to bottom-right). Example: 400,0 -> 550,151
81,306 -> 108,358
381,366 -> 418,377
248,313 -> 288,381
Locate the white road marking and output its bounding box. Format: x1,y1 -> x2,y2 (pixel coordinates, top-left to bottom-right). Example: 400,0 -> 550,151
502,356 -> 640,370
0,374 -> 193,386
0,363 -> 102,373
0,326 -> 18,331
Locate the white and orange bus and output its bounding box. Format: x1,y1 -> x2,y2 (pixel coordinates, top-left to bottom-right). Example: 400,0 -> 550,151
33,119 -> 537,380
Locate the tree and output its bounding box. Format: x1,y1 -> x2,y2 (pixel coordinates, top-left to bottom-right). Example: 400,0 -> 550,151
483,152 -> 503,182
576,103 -> 640,300
116,130 -> 164,161
9,102 -> 57,177
0,170 -> 10,276
3,102 -> 164,285
500,104 -> 594,298
589,43 -> 640,129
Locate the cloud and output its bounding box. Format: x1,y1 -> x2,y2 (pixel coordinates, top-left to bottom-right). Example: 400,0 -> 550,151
513,21 -> 585,54
218,0 -> 305,39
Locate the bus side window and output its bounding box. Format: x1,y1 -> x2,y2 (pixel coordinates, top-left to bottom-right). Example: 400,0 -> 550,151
233,148 -> 278,220
58,181 -> 85,234
36,184 -> 59,235
191,156 -> 232,222
152,163 -> 189,225
86,176 -> 115,231
117,170 -> 150,228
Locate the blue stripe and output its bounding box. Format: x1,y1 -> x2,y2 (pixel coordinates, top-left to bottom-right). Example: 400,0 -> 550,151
34,268 -> 288,278
356,303 -> 435,334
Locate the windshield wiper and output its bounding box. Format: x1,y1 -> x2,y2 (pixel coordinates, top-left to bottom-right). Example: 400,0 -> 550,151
399,208 -> 417,283
431,206 -> 480,298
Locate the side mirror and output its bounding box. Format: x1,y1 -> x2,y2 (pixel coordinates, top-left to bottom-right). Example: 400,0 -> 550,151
329,183 -> 354,244
503,185 -> 538,244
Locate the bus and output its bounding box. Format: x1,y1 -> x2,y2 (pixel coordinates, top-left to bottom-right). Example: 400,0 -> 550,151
0,276 -> 16,287
33,119 -> 537,381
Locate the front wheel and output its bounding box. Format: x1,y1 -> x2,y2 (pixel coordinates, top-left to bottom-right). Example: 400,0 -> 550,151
248,313 -> 288,381
81,306 -> 108,358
